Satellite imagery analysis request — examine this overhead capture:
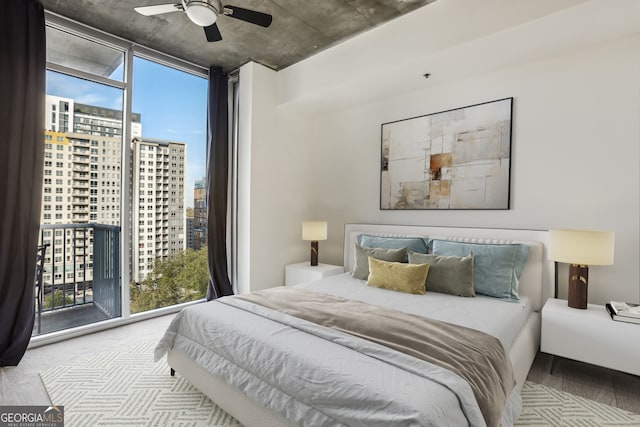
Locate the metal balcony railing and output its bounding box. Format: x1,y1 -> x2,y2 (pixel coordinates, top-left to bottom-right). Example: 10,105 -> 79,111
34,223 -> 121,336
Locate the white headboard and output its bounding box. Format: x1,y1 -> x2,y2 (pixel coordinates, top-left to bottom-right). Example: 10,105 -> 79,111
343,224 -> 554,312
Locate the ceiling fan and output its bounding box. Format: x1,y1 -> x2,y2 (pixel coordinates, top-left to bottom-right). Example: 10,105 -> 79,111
134,0 -> 272,42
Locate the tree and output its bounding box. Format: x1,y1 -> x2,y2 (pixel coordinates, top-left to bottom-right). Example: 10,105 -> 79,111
130,246 -> 209,313
42,292 -> 74,310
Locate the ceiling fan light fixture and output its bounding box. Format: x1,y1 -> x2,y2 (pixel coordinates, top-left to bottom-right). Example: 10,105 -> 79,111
184,0 -> 218,26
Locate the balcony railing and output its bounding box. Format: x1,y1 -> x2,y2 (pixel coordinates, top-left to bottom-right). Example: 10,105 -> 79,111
34,223 -> 121,336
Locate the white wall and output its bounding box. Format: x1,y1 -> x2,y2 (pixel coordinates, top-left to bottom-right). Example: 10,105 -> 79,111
237,62 -> 315,293
304,35 -> 640,305
238,0 -> 640,304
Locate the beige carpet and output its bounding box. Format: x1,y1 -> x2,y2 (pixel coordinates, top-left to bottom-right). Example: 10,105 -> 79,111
41,341 -> 640,426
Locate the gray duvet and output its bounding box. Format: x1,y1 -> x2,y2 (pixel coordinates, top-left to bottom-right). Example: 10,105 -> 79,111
236,287 -> 515,427
155,286 -> 522,426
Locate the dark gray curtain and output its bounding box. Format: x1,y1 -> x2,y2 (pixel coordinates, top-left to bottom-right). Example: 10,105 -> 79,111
0,0 -> 46,366
205,66 -> 233,300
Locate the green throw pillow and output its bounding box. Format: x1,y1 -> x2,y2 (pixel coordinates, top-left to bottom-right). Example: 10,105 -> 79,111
366,257 -> 429,295
352,244 -> 406,280
408,251 -> 475,297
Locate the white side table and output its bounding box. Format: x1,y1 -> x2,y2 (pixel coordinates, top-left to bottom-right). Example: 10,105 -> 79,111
541,298 -> 640,376
285,262 -> 344,286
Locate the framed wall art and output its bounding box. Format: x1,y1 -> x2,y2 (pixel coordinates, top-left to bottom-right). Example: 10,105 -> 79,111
380,97 -> 513,210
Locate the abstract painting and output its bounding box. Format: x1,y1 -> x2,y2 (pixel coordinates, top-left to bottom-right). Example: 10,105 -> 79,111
380,98 -> 513,210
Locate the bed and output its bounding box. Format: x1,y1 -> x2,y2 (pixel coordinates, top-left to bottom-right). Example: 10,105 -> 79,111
155,224 -> 554,427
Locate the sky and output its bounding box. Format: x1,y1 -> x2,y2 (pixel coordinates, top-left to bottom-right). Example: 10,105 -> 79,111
45,57 -> 207,209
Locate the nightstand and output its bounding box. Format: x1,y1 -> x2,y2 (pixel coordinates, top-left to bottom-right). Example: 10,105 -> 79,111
541,298 -> 640,376
284,262 -> 344,286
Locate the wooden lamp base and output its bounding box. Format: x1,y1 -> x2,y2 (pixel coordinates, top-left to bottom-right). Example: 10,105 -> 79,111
567,264 -> 589,309
310,241 -> 319,266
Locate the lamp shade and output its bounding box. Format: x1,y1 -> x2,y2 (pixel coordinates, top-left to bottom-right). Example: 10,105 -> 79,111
302,221 -> 327,241
549,229 -> 614,265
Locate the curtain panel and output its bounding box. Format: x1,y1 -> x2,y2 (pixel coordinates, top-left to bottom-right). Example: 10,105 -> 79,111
0,0 -> 46,366
205,66 -> 233,300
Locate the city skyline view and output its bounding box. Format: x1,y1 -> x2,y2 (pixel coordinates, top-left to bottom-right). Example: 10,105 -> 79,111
45,57 -> 208,209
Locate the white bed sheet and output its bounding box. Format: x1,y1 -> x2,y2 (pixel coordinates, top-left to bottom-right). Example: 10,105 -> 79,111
296,273 -> 533,351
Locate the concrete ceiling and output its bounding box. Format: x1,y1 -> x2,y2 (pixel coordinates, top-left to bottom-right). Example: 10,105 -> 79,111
40,0 -> 437,72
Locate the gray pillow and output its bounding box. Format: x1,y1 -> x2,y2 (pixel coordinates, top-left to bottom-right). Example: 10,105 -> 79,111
352,244 -> 406,280
408,251 -> 475,297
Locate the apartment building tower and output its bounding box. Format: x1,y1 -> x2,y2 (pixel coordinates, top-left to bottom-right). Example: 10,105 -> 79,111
41,130 -> 123,285
41,95 -> 188,286
40,95 -> 141,286
131,137 -> 186,282
45,95 -> 142,138
193,178 -> 207,250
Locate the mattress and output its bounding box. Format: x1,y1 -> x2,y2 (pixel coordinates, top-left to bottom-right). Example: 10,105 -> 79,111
156,274 -> 530,426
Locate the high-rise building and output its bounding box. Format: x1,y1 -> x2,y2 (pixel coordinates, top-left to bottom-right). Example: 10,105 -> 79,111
45,95 -> 142,138
130,137 -> 186,282
193,178 -> 207,250
41,95 -> 188,286
40,130 -> 122,286
40,95 -> 141,287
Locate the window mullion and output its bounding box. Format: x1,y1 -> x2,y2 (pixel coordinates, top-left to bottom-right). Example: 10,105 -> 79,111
120,46 -> 135,319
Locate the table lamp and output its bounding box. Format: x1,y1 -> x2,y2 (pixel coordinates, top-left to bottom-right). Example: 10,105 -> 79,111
302,221 -> 327,266
548,229 -> 615,309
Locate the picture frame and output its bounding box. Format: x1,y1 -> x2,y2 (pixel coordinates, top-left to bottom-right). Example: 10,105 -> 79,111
380,97 -> 513,210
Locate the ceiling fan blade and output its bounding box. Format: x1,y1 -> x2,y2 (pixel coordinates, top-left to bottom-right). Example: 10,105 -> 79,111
134,4 -> 182,17
204,23 -> 223,42
224,5 -> 272,27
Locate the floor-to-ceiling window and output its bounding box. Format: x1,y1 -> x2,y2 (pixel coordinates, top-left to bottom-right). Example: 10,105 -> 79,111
34,13 -> 209,338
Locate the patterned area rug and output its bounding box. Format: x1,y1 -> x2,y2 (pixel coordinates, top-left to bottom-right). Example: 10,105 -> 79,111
41,341 -> 640,427
41,341 -> 239,426
517,382 -> 640,427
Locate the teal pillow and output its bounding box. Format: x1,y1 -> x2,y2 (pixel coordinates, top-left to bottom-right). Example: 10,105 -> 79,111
357,235 -> 428,261
352,244 -> 407,280
408,251 -> 475,297
431,240 -> 530,301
